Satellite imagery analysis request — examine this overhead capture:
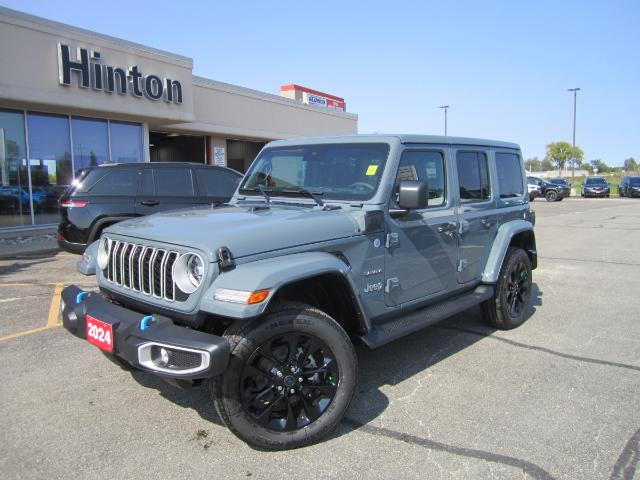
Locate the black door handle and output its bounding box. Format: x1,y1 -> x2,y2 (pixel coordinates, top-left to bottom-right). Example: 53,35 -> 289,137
140,200 -> 159,206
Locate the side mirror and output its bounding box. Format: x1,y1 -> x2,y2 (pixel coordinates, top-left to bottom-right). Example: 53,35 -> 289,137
398,180 -> 428,209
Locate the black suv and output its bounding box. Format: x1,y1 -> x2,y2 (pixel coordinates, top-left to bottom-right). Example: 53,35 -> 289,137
58,163 -> 242,253
619,176 -> 640,197
546,178 -> 571,197
526,176 -> 567,202
581,176 -> 610,198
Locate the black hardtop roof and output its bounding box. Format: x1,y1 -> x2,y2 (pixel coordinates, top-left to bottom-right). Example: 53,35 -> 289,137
92,162 -> 241,174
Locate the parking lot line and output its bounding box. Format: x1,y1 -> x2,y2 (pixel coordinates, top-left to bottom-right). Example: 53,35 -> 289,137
46,283 -> 63,328
0,325 -> 56,342
0,282 -> 64,343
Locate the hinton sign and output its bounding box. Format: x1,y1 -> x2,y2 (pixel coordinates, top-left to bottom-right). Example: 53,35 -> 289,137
57,44 -> 183,104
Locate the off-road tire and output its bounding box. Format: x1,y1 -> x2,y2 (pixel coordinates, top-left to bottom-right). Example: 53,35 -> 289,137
211,302 -> 357,450
545,190 -> 558,202
481,247 -> 532,330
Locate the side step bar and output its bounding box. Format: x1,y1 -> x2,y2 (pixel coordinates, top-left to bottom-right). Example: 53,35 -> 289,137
358,285 -> 494,349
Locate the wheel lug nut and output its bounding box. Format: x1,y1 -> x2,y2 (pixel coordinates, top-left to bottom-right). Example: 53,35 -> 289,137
290,388 -> 295,394
277,386 -> 283,391
290,366 -> 296,373
298,377 -> 303,383
276,370 -> 283,377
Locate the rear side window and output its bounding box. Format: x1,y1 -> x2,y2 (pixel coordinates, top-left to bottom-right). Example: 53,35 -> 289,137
196,168 -> 241,197
395,150 -> 446,207
74,169 -> 107,193
153,168 -> 194,196
89,169 -> 138,196
456,151 -> 490,202
495,152 -> 524,198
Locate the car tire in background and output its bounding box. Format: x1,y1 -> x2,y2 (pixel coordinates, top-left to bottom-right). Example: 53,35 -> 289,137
545,190 -> 558,202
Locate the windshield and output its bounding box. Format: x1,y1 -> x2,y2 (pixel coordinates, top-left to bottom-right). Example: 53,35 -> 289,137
548,179 -> 567,185
585,177 -> 607,185
629,178 -> 640,186
239,143 -> 390,201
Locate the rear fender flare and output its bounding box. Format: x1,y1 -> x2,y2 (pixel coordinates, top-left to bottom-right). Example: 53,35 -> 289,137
88,216 -> 136,244
482,220 -> 535,284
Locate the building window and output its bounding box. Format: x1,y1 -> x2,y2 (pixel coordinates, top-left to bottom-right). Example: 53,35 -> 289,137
72,117 -> 109,172
110,121 -> 143,163
0,111 -> 144,230
27,112 -> 72,225
0,109 -> 29,228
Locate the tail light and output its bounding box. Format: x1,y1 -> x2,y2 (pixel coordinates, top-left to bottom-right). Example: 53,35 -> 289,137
61,201 -> 88,208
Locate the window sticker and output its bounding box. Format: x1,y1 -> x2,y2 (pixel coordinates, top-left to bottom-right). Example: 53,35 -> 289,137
366,165 -> 379,176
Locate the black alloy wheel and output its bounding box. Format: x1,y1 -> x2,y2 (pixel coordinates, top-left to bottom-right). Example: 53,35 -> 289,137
545,190 -> 558,202
504,260 -> 530,318
240,333 -> 339,432
212,303 -> 357,450
481,247 -> 533,329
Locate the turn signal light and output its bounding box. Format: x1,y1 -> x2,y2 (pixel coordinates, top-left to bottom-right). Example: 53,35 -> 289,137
214,288 -> 270,304
61,201 -> 88,208
247,290 -> 270,305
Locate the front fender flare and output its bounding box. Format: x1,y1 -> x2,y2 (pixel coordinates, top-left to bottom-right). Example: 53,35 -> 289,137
482,220 -> 534,284
199,252 -> 356,319
76,239 -> 99,275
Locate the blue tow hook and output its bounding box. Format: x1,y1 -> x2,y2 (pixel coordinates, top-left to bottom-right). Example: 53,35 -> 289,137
140,315 -> 154,331
76,291 -> 88,305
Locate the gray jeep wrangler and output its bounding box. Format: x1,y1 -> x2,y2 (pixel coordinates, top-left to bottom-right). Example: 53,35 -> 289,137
61,135 -> 536,450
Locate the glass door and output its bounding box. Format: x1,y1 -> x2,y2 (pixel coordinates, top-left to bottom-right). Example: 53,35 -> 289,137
0,109 -> 30,228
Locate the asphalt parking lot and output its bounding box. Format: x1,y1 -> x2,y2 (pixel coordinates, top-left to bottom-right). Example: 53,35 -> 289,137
1,197 -> 639,480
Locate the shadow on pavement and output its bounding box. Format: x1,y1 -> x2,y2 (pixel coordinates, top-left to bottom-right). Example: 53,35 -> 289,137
125,283 -> 543,444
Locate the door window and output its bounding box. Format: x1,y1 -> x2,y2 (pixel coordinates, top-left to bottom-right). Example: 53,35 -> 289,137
495,152 -> 524,199
394,150 -> 446,208
89,169 -> 139,196
195,168 -> 241,197
153,168 -> 194,196
456,151 -> 490,202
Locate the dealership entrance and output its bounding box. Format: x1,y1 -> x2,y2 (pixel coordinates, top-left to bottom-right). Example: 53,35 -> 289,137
149,132 -> 206,163
226,139 -> 266,173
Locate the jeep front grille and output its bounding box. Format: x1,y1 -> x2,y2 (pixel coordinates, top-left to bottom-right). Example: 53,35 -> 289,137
104,239 -> 181,302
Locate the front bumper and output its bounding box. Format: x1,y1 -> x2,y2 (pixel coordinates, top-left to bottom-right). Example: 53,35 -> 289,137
61,285 -> 230,380
583,189 -> 609,197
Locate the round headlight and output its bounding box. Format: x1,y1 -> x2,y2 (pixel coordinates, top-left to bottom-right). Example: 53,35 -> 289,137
188,254 -> 204,286
173,253 -> 204,294
97,237 -> 110,270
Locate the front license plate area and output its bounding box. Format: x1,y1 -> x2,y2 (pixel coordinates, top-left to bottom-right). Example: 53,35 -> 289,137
86,315 -> 114,353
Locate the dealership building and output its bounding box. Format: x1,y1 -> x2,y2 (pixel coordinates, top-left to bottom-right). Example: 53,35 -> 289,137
0,7 -> 357,230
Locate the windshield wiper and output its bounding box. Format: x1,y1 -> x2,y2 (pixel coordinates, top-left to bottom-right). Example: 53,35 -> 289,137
240,186 -> 272,206
278,188 -> 325,207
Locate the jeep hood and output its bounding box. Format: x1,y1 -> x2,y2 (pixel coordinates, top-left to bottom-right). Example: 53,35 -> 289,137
104,204 -> 363,260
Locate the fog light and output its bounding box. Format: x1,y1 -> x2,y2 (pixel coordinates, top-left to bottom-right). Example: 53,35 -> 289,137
159,347 -> 170,367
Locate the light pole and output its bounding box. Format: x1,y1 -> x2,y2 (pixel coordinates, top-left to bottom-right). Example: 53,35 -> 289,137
439,105 -> 449,136
568,88 -> 580,177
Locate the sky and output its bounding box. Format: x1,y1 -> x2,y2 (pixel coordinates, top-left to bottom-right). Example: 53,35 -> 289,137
2,0 -> 638,166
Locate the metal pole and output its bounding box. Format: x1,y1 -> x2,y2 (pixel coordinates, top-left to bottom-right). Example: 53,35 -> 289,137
439,105 -> 449,136
568,88 -> 580,177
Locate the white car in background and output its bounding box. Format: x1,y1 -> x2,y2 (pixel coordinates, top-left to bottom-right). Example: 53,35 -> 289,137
528,182 -> 542,201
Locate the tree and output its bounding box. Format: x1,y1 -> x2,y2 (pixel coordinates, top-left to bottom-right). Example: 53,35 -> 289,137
541,158 -> 554,171
545,141 -> 583,175
584,163 -> 593,173
590,159 -> 611,174
623,157 -> 638,172
524,157 -> 542,172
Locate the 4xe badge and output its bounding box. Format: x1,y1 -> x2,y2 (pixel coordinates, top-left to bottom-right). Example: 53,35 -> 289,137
364,282 -> 383,293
